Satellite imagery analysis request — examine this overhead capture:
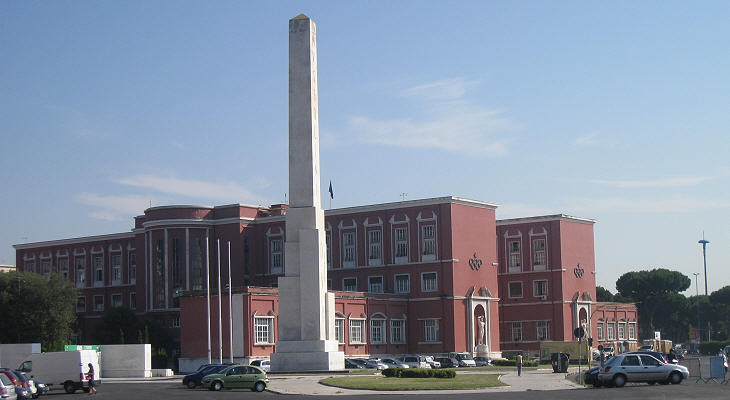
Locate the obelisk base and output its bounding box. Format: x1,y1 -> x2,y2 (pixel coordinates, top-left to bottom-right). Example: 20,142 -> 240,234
270,340 -> 344,372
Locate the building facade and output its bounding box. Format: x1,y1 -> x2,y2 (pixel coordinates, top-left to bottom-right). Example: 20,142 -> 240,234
13,195 -> 636,368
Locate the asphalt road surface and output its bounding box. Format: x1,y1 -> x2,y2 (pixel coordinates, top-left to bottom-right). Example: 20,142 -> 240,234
41,380 -> 727,400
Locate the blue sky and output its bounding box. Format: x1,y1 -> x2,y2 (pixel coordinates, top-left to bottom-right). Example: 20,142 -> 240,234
1,1 -> 728,294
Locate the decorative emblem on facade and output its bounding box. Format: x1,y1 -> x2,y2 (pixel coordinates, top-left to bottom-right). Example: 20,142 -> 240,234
574,264 -> 584,278
469,253 -> 483,271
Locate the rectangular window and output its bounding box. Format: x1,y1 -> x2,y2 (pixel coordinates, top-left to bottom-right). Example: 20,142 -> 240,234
368,230 -> 382,265
607,323 -> 615,340
370,319 -> 385,344
172,238 -> 182,289
533,238 -> 546,269
395,274 -> 410,293
368,276 -> 383,293
335,318 -> 344,344
76,296 -> 86,312
129,253 -> 136,283
390,319 -> 405,344
509,241 -> 521,272
171,316 -> 181,328
343,277 -> 357,292
327,279 -> 332,290
93,256 -> 104,285
270,239 -> 283,274
536,321 -> 550,341
394,227 -> 408,263
93,295 -> 104,312
154,239 -> 165,309
130,292 -> 137,310
618,322 -> 626,340
628,323 -> 636,340
423,319 -> 439,342
343,232 -> 355,267
75,257 -> 86,288
512,322 -> 523,342
533,280 -> 548,298
421,225 -> 436,261
111,254 -> 122,285
59,258 -> 69,280
190,238 -> 203,290
421,272 -> 437,292
111,294 -> 122,308
254,317 -> 274,344
326,233 -> 332,268
25,262 -> 35,273
349,319 -> 365,344
41,261 -> 51,279
508,281 -> 523,298
597,322 -> 604,340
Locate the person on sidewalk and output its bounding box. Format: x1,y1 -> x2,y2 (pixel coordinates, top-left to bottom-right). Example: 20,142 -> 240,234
516,354 -> 523,376
86,363 -> 97,395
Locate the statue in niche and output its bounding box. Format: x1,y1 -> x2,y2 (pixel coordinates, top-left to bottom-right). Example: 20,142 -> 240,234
478,316 -> 486,345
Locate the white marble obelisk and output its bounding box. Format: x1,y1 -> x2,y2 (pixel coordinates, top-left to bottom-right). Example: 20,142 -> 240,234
270,14 -> 344,372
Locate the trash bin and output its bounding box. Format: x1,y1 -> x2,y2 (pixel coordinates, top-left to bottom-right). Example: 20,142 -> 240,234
551,352 -> 570,373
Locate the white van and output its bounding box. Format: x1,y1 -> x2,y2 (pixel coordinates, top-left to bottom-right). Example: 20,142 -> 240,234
448,352 -> 476,367
398,355 -> 431,369
18,350 -> 99,394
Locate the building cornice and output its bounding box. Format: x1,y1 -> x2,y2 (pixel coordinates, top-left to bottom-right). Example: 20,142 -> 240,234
13,232 -> 135,250
497,214 -> 596,226
140,216 -> 256,229
323,196 -> 498,217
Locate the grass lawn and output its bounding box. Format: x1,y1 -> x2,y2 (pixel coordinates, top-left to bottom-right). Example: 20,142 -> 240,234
320,373 -> 506,390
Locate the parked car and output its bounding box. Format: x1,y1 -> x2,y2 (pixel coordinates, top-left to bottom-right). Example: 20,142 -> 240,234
434,357 -> 459,368
399,355 -> 431,369
366,359 -> 389,370
0,370 -> 29,400
0,373 -> 18,400
601,346 -> 615,358
249,360 -> 271,373
348,359 -> 383,370
474,356 -> 492,366
201,365 -> 268,392
12,374 -> 35,399
449,352 -> 476,367
182,364 -> 230,389
380,358 -> 409,369
424,356 -> 441,369
30,380 -> 47,397
345,359 -> 364,369
584,366 -> 601,387
597,353 -> 688,387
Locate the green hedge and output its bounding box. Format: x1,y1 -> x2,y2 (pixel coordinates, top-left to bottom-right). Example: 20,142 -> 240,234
381,368 -> 456,379
492,359 -> 538,367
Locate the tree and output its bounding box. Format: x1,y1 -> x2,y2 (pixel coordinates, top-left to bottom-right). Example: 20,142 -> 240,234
596,286 -> 614,302
615,268 -> 691,340
93,306 -> 174,366
0,271 -> 77,350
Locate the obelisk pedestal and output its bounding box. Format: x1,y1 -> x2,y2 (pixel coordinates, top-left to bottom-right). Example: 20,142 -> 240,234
269,14 -> 344,372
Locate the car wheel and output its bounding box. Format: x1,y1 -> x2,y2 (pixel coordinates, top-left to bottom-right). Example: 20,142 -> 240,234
613,374 -> 626,388
212,381 -> 223,391
186,380 -> 197,389
593,382 -> 602,388
669,372 -> 683,384
64,382 -> 75,394
647,381 -> 656,385
254,381 -> 266,392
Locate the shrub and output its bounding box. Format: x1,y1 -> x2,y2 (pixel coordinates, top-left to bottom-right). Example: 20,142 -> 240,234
491,359 -> 537,367
431,369 -> 456,378
381,368 -> 403,377
382,367 -> 455,379
401,368 -> 432,378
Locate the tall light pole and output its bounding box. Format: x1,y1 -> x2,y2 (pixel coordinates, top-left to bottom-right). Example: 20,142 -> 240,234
698,233 -> 710,296
693,273 -> 700,344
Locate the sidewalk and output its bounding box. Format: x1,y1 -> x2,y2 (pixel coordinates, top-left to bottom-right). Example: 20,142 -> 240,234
266,367 -> 585,395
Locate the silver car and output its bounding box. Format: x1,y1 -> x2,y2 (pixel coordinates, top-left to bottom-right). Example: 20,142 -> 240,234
597,353 -> 689,387
380,358 -> 409,369
0,373 -> 18,400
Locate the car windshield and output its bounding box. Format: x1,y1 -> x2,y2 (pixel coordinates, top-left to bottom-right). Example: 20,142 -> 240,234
199,366 -> 219,374
459,354 -> 474,360
604,356 -> 621,366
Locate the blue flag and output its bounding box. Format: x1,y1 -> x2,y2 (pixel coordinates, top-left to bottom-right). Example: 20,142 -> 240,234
328,181 -> 333,199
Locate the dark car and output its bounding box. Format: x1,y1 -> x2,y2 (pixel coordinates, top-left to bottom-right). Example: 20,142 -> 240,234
345,359 -> 364,369
435,357 -> 459,368
182,364 -> 230,389
584,366 -> 600,387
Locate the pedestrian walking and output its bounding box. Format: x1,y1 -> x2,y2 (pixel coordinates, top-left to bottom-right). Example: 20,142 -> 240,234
86,363 -> 97,395
516,353 -> 523,376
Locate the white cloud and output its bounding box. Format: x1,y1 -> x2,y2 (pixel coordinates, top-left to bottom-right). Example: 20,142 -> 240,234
77,193 -> 155,221
575,133 -> 615,147
589,176 -> 713,188
400,78 -> 477,100
114,174 -> 271,205
561,195 -> 730,214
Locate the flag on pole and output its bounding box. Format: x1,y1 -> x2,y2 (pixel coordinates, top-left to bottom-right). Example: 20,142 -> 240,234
328,181 -> 334,199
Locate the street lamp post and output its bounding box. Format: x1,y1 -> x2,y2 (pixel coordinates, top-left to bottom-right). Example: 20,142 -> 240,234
698,234 -> 710,296
693,272 -> 700,345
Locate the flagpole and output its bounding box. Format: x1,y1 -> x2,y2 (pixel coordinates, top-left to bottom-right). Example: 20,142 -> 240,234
228,241 -> 233,363
217,239 -> 222,364
205,234 -> 211,364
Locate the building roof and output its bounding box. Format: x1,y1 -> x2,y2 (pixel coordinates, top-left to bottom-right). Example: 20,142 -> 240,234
496,214 -> 596,226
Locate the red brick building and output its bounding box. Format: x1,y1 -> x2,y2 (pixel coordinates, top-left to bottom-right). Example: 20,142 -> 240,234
13,195 -> 636,369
